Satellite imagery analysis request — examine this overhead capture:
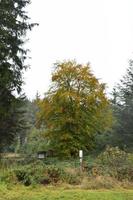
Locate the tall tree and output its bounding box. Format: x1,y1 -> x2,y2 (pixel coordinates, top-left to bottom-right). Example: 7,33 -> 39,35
37,61 -> 112,157
0,0 -> 36,150
112,61 -> 133,151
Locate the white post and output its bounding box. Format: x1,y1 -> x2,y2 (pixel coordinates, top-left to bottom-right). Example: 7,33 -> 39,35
79,150 -> 83,172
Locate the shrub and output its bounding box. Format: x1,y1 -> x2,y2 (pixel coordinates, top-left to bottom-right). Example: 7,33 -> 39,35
96,146 -> 127,167
15,168 -> 32,186
61,172 -> 80,185
14,164 -> 45,186
46,165 -> 64,183
93,146 -> 133,181
80,176 -> 120,189
44,165 -> 80,185
13,163 -> 80,186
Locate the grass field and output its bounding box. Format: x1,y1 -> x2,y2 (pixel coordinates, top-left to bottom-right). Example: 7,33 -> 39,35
0,185 -> 133,200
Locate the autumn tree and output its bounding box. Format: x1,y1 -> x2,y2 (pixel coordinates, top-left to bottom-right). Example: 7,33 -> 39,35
0,0 -> 37,150
37,61 -> 112,157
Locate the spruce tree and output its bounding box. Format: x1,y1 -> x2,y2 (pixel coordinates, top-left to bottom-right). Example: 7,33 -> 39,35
112,61 -> 133,151
0,0 -> 37,149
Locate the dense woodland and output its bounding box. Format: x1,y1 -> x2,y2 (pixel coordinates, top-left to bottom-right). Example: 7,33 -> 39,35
1,1 -> 133,194
0,0 -> 133,157
6,60 -> 133,157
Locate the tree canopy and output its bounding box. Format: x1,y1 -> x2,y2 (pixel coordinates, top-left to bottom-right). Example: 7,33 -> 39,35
37,61 -> 112,157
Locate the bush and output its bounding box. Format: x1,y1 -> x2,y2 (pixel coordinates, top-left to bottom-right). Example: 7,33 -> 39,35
44,165 -> 80,185
13,163 -> 80,186
15,167 -> 32,186
62,174 -> 78,184
14,164 -> 45,186
62,168 -> 81,185
80,176 -> 120,189
96,146 -> 127,167
46,165 -> 64,183
93,146 -> 133,181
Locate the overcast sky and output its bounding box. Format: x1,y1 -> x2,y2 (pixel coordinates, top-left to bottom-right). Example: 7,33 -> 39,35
23,0 -> 133,99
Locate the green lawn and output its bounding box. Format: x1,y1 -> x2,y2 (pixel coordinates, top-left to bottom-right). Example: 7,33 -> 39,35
0,185 -> 133,200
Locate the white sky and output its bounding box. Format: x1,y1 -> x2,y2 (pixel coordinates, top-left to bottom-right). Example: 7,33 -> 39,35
23,0 -> 133,99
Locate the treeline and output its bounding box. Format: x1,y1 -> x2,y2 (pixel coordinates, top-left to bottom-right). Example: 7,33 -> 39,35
1,0 -> 133,158
5,60 -> 133,158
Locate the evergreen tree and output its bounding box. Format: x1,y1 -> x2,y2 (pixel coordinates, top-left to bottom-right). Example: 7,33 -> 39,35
112,61 -> 133,151
0,0 -> 37,150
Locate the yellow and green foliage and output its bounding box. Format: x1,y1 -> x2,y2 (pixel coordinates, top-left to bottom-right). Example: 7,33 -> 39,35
36,61 -> 113,157
92,147 -> 133,181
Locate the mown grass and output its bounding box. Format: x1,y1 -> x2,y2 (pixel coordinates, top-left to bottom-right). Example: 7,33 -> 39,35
0,185 -> 133,200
